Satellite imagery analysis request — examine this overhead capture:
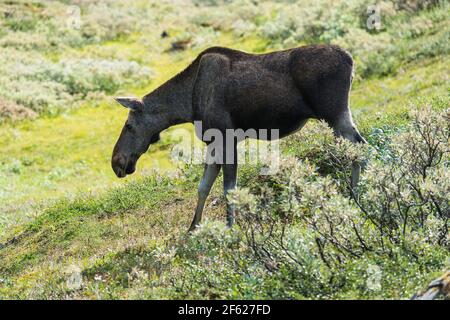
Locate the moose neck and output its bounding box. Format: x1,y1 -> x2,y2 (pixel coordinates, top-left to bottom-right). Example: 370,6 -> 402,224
142,59 -> 200,128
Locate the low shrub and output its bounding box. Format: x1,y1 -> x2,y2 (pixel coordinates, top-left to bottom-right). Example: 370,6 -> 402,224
0,49 -> 152,115
147,106 -> 449,299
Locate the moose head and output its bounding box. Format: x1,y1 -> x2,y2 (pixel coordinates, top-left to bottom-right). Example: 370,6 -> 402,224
111,97 -> 161,178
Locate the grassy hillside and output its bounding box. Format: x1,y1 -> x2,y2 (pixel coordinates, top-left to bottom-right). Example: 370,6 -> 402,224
0,0 -> 449,299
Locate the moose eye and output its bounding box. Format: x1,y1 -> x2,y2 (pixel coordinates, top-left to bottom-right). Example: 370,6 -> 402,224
125,123 -> 133,130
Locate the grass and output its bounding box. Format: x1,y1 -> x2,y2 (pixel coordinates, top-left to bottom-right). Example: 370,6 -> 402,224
0,173 -> 229,298
0,0 -> 449,299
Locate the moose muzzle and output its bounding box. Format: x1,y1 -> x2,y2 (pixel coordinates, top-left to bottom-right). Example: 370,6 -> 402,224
111,153 -> 138,178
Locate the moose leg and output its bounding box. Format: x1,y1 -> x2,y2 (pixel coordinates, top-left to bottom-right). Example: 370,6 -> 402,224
222,139 -> 238,227
189,163 -> 221,232
223,163 -> 238,227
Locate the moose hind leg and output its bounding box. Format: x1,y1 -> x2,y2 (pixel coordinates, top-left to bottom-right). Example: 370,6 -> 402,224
330,110 -> 367,189
189,163 -> 221,232
331,110 -> 366,144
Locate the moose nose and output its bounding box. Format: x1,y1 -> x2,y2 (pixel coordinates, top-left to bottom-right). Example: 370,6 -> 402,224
112,154 -> 127,178
125,161 -> 136,175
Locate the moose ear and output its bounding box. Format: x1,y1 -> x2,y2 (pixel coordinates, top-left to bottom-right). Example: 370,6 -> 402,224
114,97 -> 143,112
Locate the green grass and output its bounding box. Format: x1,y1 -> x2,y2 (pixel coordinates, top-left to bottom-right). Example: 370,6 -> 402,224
0,1 -> 449,299
0,33 -> 270,235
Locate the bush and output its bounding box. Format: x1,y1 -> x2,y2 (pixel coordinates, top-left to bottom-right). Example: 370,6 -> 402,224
0,49 -> 152,115
148,106 -> 449,299
232,107 -> 448,297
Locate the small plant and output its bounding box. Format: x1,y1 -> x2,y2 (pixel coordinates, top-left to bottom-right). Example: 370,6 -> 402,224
0,49 -> 152,115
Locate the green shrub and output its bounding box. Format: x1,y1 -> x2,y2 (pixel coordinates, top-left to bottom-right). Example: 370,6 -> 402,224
0,49 -> 152,115
231,107 -> 448,298
149,106 -> 449,299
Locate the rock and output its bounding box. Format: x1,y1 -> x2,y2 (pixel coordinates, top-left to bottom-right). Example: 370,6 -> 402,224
169,39 -> 191,51
412,270 -> 450,300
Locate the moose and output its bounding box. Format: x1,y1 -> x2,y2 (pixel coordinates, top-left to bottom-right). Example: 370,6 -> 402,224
111,45 -> 366,232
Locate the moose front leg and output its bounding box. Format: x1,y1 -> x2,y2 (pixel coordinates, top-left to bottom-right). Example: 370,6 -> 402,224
189,163 -> 221,232
223,163 -> 237,227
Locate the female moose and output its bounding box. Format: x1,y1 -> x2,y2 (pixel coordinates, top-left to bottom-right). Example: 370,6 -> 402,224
111,45 -> 366,232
